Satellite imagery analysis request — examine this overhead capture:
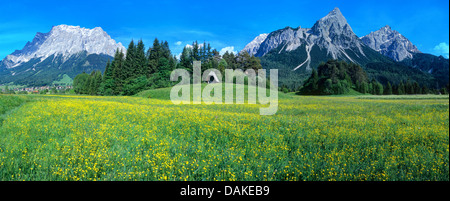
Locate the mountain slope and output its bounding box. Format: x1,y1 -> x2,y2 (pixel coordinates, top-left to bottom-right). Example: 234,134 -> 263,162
249,8 -> 379,70
0,51 -> 111,86
244,8 -> 400,88
0,25 -> 125,86
241,33 -> 268,56
243,7 -> 441,89
361,26 -> 448,88
401,53 -> 449,88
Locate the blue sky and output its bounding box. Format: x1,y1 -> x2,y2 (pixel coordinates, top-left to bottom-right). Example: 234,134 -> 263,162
0,0 -> 449,59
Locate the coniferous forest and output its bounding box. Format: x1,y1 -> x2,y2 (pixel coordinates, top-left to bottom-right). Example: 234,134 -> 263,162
72,38 -> 449,97
298,60 -> 448,95
73,39 -> 263,96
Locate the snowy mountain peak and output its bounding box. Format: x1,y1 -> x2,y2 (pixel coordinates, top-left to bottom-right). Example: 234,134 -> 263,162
1,24 -> 125,69
49,25 -> 106,37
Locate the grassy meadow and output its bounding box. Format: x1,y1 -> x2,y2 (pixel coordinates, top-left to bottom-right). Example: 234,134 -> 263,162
0,87 -> 448,181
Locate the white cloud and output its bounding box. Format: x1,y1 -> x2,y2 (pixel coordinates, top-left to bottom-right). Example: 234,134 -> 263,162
175,41 -> 182,46
433,42 -> 449,58
175,52 -> 182,60
184,43 -> 204,49
219,46 -> 237,55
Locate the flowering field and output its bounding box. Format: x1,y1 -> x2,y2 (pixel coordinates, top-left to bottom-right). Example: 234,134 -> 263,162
0,93 -> 448,181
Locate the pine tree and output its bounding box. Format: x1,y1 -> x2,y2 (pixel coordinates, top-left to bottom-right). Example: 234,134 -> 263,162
104,60 -> 112,79
362,82 -> 368,94
422,86 -> 429,94
124,40 -> 136,81
112,49 -> 125,95
192,41 -> 199,61
311,68 -> 319,91
101,53 -> 119,95
225,52 -> 237,70
413,82 -> 420,94
148,38 -> 162,75
237,51 -> 252,70
384,82 -> 393,95
87,71 -> 96,95
212,49 -> 220,58
151,38 -> 161,59
405,79 -> 413,94
94,70 -> 103,95
207,43 -> 212,59
249,56 -> 262,71
161,40 -> 171,59
201,41 -> 207,62
180,46 -> 192,72
218,59 -> 227,75
398,82 -> 405,95
135,40 -> 147,77
158,57 -> 171,77
375,82 -> 384,95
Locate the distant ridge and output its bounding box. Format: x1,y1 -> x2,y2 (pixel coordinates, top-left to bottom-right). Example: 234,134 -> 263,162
0,25 -> 126,86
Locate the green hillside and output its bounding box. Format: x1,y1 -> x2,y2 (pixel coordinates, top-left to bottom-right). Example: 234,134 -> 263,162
401,53 -> 449,88
136,83 -> 293,101
0,52 -> 111,86
259,43 -> 438,90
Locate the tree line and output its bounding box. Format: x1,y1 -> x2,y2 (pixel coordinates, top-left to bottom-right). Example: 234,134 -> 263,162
73,39 -> 262,96
178,41 -> 262,75
298,60 -> 449,95
299,60 -> 374,95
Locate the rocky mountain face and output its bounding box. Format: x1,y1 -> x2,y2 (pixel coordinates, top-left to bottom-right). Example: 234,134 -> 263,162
360,25 -> 421,61
1,25 -> 125,69
309,7 -> 365,57
0,25 -> 125,86
242,7 -> 444,90
245,8 -> 376,72
241,33 -> 268,56
360,26 -> 448,88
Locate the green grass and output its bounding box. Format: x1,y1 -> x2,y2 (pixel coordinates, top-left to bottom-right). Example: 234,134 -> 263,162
327,88 -> 365,96
0,95 -> 30,126
52,74 -> 73,86
135,83 -> 292,101
0,90 -> 448,181
0,84 -> 26,91
358,94 -> 449,100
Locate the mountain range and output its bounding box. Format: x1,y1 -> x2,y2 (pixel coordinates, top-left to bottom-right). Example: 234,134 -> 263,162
0,25 -> 125,86
0,8 -> 448,90
242,8 -> 448,89
242,8 -> 386,68
360,25 -> 421,62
